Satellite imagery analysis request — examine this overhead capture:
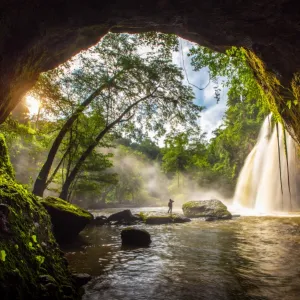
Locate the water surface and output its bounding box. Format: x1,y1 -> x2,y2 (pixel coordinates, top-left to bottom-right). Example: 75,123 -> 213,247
63,207 -> 300,300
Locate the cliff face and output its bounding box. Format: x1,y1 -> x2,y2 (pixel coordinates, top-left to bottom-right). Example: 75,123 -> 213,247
0,134 -> 79,300
0,0 -> 299,137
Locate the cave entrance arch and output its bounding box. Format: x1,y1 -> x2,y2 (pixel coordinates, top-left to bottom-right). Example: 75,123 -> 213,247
1,0 -> 299,139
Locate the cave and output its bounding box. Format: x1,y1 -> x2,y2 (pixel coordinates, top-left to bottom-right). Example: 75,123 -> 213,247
1,2 -> 300,299
1,0 -> 300,140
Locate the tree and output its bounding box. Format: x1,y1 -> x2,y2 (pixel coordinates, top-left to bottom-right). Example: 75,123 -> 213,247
188,46 -> 264,104
31,33 -> 202,199
32,33 -> 180,197
58,33 -> 201,200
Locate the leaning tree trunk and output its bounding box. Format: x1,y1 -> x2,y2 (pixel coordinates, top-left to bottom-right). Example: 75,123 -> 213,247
59,91 -> 156,200
59,128 -> 110,200
32,83 -> 108,196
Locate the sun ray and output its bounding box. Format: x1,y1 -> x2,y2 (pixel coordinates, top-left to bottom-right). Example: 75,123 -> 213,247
25,95 -> 40,116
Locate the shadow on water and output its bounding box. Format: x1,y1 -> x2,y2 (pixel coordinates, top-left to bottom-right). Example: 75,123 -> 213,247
64,209 -> 300,300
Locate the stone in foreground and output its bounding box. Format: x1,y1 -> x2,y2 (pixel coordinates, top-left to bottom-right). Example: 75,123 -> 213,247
182,199 -> 232,220
121,228 -> 151,247
41,196 -> 93,241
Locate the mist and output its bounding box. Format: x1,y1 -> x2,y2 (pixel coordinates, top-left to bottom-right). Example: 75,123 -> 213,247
102,146 -> 230,208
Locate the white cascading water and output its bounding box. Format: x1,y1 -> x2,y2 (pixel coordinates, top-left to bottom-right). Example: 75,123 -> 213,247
233,115 -> 300,213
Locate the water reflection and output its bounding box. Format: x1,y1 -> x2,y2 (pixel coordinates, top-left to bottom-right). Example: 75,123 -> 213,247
64,209 -> 300,300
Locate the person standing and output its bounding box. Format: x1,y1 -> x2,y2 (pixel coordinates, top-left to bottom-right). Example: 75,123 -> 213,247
168,199 -> 174,214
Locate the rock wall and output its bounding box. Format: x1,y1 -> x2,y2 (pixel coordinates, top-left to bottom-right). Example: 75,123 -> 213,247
0,134 -> 79,300
0,0 -> 299,139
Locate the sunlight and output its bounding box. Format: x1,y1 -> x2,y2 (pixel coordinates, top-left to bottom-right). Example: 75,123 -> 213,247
25,95 -> 40,115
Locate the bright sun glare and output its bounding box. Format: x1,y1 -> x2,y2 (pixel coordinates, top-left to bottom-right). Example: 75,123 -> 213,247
26,95 -> 40,115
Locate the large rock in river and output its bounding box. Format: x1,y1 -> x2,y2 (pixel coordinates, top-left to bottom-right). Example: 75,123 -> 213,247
41,196 -> 93,241
121,228 -> 151,247
107,209 -> 140,224
182,199 -> 232,220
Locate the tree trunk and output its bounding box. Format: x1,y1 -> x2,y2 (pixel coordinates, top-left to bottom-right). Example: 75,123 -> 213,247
32,83 -> 108,196
59,90 -> 157,199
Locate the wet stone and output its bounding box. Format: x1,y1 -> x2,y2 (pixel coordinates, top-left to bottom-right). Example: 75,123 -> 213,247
121,228 -> 151,247
72,273 -> 92,287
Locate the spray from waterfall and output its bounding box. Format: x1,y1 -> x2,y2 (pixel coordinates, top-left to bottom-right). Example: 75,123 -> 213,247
233,115 -> 300,213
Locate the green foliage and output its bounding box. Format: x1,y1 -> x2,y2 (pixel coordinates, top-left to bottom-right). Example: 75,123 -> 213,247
0,133 -> 15,179
137,212 -> 148,222
0,250 -> 6,262
28,241 -> 35,250
188,46 -> 265,105
118,138 -> 162,161
0,116 -> 55,188
30,33 -> 202,200
137,32 -> 179,58
31,235 -> 37,243
160,95 -> 267,194
35,255 -> 45,266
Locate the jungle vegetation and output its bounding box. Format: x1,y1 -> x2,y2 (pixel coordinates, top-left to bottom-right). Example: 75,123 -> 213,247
1,32 -> 269,207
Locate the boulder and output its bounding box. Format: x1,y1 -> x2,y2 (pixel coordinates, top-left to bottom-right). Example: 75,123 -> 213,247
182,199 -> 232,220
121,228 -> 151,247
91,215 -> 108,226
41,197 -> 93,241
107,210 -> 140,224
72,273 -> 92,287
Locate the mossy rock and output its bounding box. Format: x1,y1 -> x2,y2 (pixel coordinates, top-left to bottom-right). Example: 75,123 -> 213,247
182,199 -> 232,220
141,212 -> 191,225
0,135 -> 79,299
40,197 -> 93,241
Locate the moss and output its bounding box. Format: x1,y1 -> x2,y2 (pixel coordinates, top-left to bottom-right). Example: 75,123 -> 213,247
138,211 -> 186,222
40,197 -> 93,241
244,49 -> 282,120
0,137 -> 79,299
139,212 -> 190,224
41,196 -> 92,220
182,200 -> 232,219
244,49 -> 300,143
137,211 -> 148,222
0,134 -> 14,179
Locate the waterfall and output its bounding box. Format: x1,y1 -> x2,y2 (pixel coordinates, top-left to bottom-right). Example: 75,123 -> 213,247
233,115 -> 300,213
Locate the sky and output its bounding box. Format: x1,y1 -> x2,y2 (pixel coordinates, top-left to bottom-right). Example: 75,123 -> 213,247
172,38 -> 228,140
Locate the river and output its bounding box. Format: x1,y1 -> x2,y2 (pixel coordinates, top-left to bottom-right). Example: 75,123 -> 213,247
63,207 -> 300,300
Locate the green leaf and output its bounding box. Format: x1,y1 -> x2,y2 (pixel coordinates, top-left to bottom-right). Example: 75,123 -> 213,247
28,242 -> 34,250
0,250 -> 6,262
31,235 -> 37,243
35,255 -> 45,266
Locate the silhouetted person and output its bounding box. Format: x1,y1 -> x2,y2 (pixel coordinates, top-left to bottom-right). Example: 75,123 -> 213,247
168,199 -> 174,214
